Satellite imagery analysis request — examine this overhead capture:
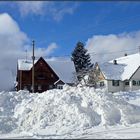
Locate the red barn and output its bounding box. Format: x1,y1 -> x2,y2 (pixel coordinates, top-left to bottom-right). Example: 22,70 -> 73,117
16,57 -> 76,93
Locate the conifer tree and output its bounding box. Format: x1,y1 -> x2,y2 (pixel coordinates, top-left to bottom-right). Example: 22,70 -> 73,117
71,41 -> 93,81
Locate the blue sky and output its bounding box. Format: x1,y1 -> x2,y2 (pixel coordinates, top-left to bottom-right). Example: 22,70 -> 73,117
1,1 -> 140,57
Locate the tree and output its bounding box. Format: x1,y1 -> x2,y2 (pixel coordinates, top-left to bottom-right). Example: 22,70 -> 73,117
71,41 -> 93,81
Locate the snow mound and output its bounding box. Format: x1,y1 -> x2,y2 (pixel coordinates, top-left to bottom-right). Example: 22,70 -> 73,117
1,86 -> 140,134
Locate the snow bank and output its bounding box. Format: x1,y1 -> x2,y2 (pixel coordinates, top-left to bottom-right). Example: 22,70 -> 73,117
1,86 -> 140,135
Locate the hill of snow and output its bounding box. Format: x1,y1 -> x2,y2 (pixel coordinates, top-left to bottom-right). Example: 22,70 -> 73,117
0,86 -> 140,138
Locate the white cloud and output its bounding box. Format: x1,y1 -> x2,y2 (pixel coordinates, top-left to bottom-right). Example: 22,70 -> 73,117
0,13 -> 58,91
86,31 -> 140,63
50,3 -> 78,22
26,42 -> 58,59
16,1 -> 46,17
45,42 -> 58,55
15,1 -> 78,21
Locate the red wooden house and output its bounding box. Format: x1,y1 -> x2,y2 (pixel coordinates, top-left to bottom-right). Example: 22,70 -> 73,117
16,57 -> 75,93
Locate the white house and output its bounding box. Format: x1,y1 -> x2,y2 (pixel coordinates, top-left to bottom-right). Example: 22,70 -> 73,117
93,53 -> 140,93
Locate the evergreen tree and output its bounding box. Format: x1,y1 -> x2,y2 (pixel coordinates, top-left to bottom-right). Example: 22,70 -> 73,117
71,41 -> 93,80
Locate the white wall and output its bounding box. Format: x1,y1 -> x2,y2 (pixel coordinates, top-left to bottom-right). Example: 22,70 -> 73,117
130,67 -> 140,91
107,80 -> 124,93
97,67 -> 140,92
124,84 -> 130,91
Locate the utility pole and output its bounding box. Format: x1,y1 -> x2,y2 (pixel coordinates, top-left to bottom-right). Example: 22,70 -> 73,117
32,40 -> 35,93
20,70 -> 22,90
25,49 -> 27,62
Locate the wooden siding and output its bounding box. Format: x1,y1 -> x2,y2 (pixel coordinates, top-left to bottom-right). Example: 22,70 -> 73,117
17,57 -> 59,93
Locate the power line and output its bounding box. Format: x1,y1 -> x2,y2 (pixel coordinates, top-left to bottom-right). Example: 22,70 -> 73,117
32,47 -> 138,59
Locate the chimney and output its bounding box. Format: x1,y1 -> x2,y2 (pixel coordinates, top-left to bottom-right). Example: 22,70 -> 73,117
124,53 -> 127,56
113,59 -> 117,65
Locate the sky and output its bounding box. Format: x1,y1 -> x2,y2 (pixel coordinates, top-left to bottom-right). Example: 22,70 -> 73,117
1,1 -> 140,90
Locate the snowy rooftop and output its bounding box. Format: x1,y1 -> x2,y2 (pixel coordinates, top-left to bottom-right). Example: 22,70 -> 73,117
100,53 -> 140,81
18,57 -> 76,83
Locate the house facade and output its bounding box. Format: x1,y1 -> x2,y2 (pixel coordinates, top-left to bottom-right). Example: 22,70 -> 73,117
16,57 -> 76,93
93,53 -> 140,93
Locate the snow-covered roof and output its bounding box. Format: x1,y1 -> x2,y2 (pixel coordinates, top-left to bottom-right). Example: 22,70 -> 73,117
18,57 -> 76,83
99,53 -> 140,81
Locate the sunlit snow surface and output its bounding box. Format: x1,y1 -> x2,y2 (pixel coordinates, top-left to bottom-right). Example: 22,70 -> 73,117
1,85 -> 140,139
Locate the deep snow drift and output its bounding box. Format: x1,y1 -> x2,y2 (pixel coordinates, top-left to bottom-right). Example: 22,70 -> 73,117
0,85 -> 140,138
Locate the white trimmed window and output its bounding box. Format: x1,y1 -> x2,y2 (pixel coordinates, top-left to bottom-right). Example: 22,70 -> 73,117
112,80 -> 119,86
57,85 -> 63,89
125,81 -> 129,86
100,81 -> 104,87
137,81 -> 140,86
132,80 -> 140,86
132,80 -> 137,86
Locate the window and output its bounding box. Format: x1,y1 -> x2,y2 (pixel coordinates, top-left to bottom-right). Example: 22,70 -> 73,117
57,85 -> 63,89
49,85 -> 53,89
40,62 -> 43,66
37,74 -> 45,80
51,74 -> 54,78
23,85 -> 28,90
100,81 -> 104,87
137,81 -> 140,86
38,85 -> 42,90
125,81 -> 129,86
112,80 -> 119,86
132,80 -> 137,86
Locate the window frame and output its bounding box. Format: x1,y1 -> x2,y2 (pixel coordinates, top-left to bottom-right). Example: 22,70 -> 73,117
57,84 -> 63,89
100,81 -> 104,87
132,80 -> 137,86
125,80 -> 129,86
37,74 -> 46,80
112,80 -> 119,86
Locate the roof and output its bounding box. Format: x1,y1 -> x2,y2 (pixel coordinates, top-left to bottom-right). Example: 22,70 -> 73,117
99,53 -> 140,81
18,57 -> 76,83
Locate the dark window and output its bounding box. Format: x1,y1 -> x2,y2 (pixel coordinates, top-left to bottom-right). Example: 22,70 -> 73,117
37,74 -> 46,80
125,81 -> 129,86
137,81 -> 140,86
132,80 -> 137,86
57,85 -> 63,89
100,81 -> 104,87
112,80 -> 119,86
49,85 -> 53,89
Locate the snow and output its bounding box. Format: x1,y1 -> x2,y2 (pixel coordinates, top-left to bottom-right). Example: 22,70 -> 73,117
18,57 -> 76,83
0,86 -> 140,138
100,53 -> 140,80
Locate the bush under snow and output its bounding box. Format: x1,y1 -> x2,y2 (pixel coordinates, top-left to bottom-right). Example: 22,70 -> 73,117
0,85 -> 140,135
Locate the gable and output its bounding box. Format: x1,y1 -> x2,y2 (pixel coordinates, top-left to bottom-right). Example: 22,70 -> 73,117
130,66 -> 140,80
17,57 -> 76,83
93,63 -> 105,81
33,57 -> 59,79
